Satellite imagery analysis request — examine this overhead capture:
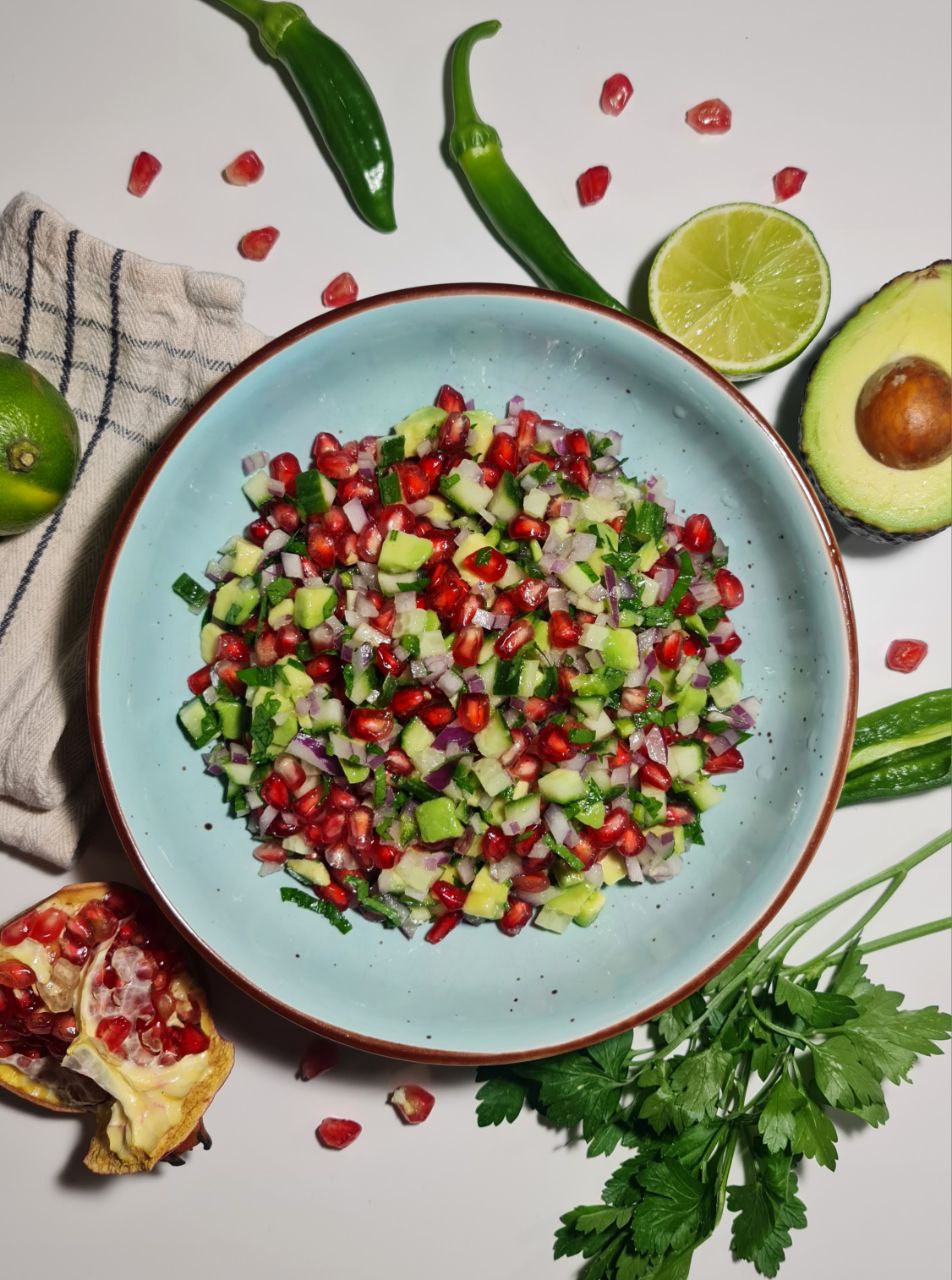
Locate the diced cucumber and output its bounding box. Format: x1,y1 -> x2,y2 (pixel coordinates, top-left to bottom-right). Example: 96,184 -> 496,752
711,676 -> 743,710
472,756 -> 511,796
474,710 -> 513,759
286,858 -> 330,887
534,906 -> 572,934
349,666 -> 376,705
395,848 -> 443,895
394,607 -> 428,638
518,659 -> 540,699
688,778 -> 725,812
222,759 -> 254,786
402,717 -> 435,756
212,577 -> 260,625
575,889 -> 606,927
487,471 -> 521,523
602,627 -> 639,669
440,466 -> 493,514
463,866 -> 509,920
231,536 -> 263,577
311,698 -> 344,730
580,623 -> 610,651
418,629 -> 446,658
296,470 -> 337,515
178,697 -> 219,747
217,699 -> 246,741
464,410 -> 496,460
668,741 -> 704,781
276,657 -> 313,699
557,561 -> 599,596
538,769 -> 585,803
241,470 -> 272,507
523,486 -> 550,519
503,793 -> 541,832
378,530 -> 433,574
676,684 -> 708,719
294,585 -> 337,629
377,570 -> 428,596
200,622 -> 225,664
539,883 -> 593,922
601,853 -> 627,885
341,760 -> 370,785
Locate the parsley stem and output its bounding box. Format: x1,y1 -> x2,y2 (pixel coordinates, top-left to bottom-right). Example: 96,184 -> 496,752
782,876 -> 906,975
843,916 -> 951,959
746,982 -> 812,1046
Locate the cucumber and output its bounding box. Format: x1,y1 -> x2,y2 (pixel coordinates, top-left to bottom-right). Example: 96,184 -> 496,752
340,760 -> 370,784
401,717 -> 435,756
178,697 -> 219,747
200,622 -> 225,664
522,486 -> 550,519
285,858 -> 330,887
711,676 -> 743,711
311,697 -> 344,730
295,470 -> 337,515
472,756 -> 511,796
503,793 -> 541,832
241,470 -> 272,507
487,471 -> 522,523
688,777 -> 724,811
440,466 -> 493,514
463,866 -> 510,920
216,698 -> 246,741
557,561 -> 599,596
378,530 -> 433,574
668,741 -> 704,781
538,769 -> 585,803
676,684 -> 708,719
575,889 -> 606,926
474,710 -> 513,759
294,585 -> 337,629
222,759 -> 254,786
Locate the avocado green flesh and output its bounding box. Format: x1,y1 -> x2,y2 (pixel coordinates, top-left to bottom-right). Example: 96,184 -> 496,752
800,261 -> 951,540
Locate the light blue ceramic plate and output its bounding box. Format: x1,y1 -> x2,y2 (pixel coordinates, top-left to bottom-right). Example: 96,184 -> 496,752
89,286 -> 856,1064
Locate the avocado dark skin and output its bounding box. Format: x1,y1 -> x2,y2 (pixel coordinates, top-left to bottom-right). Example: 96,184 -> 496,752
799,261 -> 952,544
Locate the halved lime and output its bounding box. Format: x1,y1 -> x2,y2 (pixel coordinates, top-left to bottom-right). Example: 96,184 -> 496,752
648,202 -> 831,380
0,353 -> 79,536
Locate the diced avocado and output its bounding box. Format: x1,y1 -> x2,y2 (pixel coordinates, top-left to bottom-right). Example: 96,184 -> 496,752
538,769 -> 586,803
440,465 -> 493,514
200,622 -> 225,664
602,627 -> 639,669
395,848 -> 442,895
286,858 -> 331,887
275,657 -> 314,699
575,889 -> 606,927
487,470 -> 522,523
474,710 -> 513,759
396,405 -> 446,455
523,486 -> 550,519
554,863 -> 586,888
416,796 -> 464,843
676,684 -> 708,719
546,883 -> 594,917
688,778 -> 725,812
294,585 -> 337,629
378,530 -> 434,574
268,598 -> 295,629
601,853 -> 627,885
217,698 -> 246,741
668,741 -> 704,781
464,410 -> 497,460
503,793 -> 541,832
241,470 -> 272,507
472,756 -> 512,796
402,717 -> 435,756
231,536 -> 263,577
178,697 -> 219,747
568,782 -> 605,829
212,577 -> 260,625
463,866 -> 509,920
311,697 -> 344,730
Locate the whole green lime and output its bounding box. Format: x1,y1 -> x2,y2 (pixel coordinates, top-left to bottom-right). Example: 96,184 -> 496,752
0,353 -> 79,536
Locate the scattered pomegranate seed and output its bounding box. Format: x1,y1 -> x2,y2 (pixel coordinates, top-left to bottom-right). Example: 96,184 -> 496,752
773,167 -> 807,202
498,899 -> 533,937
885,638 -> 928,673
425,913 -> 461,944
297,1040 -> 337,1080
223,149 -> 265,185
436,384 -> 466,413
705,746 -> 745,774
577,164 -> 612,206
657,631 -> 684,669
600,72 -> 633,116
430,882 -> 467,911
389,1084 -> 435,1125
715,568 -> 744,609
316,1117 -> 362,1149
508,514 -> 549,542
322,272 -> 359,309
685,98 -> 732,133
683,513 -> 715,553
239,226 -> 280,261
127,151 -> 162,197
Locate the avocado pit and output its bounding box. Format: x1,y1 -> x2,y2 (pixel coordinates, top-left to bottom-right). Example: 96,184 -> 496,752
855,356 -> 951,470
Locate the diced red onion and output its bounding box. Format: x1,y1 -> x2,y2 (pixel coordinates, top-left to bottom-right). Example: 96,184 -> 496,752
466,675 -> 486,694
563,753 -> 588,771
242,451 -> 270,475
583,864 -> 605,888
544,806 -> 570,844
692,671 -> 711,689
258,804 -> 278,833
287,735 -> 342,774
409,499 -> 433,516
395,592 -> 417,613
456,856 -> 476,885
677,713 -> 701,736
471,607 -> 495,628
281,551 -> 303,579
493,419 -> 516,436
202,686 -> 218,707
628,727 -> 646,752
638,628 -> 660,658
310,623 -> 335,651
204,558 -> 228,583
645,726 -> 668,764
653,566 -> 677,601
437,670 -> 464,698
424,762 -> 455,791
547,587 -> 569,614
610,765 -> 629,787
625,856 -> 645,883
262,529 -> 288,556
644,650 -> 659,675
342,498 -> 368,532
229,742 -> 249,763
410,659 -> 427,679
489,853 -> 523,882
266,478 -> 286,498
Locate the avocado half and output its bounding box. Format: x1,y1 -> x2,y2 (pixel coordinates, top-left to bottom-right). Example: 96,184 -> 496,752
800,261 -> 951,542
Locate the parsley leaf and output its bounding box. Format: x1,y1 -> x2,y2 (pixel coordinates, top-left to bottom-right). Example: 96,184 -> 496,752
631,1159 -> 708,1255
774,975 -> 858,1027
728,1155 -> 807,1278
250,694 -> 280,762
474,1073 -> 529,1126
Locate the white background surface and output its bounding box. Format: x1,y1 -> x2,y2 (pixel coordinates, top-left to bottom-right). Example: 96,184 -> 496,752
1,0 -> 950,1275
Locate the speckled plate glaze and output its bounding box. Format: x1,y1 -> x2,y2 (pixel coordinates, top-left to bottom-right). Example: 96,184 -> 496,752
89,285 -> 856,1064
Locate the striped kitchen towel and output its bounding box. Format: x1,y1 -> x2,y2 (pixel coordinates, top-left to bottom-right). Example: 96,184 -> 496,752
0,192 -> 266,867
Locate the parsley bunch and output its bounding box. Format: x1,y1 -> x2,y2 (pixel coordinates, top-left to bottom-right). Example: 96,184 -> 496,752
476,829 -> 951,1279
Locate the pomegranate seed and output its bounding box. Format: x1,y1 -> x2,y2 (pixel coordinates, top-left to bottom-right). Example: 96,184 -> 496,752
327,785 -> 358,811
425,913 -> 461,944
481,462 -> 502,487
438,412 -> 471,451
600,72 -> 633,116
714,630 -> 742,656
485,433 -> 518,474
273,753 -> 307,790
509,753 -> 541,782
378,504 -> 416,533
577,164 -> 612,206
26,1008 -> 54,1037
452,625 -> 484,667
657,632 -> 684,669
293,788 -> 323,820
239,226 -> 280,260
348,807 -> 374,850
348,707 -> 395,741
675,590 -> 697,618
322,272 -> 358,309
591,807 -> 630,849
0,960 -> 36,988
97,1015 -> 132,1053
311,432 -> 341,460
548,611 -> 581,648
481,827 -> 512,862
537,724 -> 574,763
223,149 -> 264,185
391,686 -> 431,719
508,514 -> 550,541
314,449 -> 356,481
495,618 -> 534,660
1,915 -> 34,947
715,568 -> 744,609
618,824 -> 647,858
260,773 -> 290,809
418,698 -> 454,732
297,1039 -> 337,1080
683,636 -> 704,657
507,577 -> 548,613
306,653 -> 339,683
885,639 -> 928,673
457,693 -> 490,734
52,1012 -> 79,1042
216,633 -> 250,665
452,591 -> 483,630
374,644 -> 404,678
436,384 -> 465,413
498,899 -> 533,937
317,1117 -> 361,1149
685,98 -> 732,133
639,761 -> 672,791
703,746 -> 743,775
773,166 -> 807,202
127,151 -> 162,196
384,747 -> 413,777
28,908 -> 68,943
430,882 -> 467,911
564,456 -> 592,489
319,884 -> 350,911
393,460 -> 430,503
463,547 -> 507,583
389,1084 -> 435,1124
374,842 -> 401,869
253,844 -> 287,868
356,522 -> 383,562
682,513 -> 715,554
270,451 -> 301,496
512,873 -> 550,895
187,665 -> 213,696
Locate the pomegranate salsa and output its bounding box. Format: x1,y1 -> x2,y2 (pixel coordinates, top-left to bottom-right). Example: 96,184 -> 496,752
175,388 -> 759,944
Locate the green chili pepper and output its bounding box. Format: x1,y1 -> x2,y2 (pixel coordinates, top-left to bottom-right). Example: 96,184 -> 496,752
838,688 -> 952,806
217,0 -> 395,232
448,20 -> 626,312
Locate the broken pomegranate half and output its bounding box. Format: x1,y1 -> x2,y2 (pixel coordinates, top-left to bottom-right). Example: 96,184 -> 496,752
0,882 -> 233,1175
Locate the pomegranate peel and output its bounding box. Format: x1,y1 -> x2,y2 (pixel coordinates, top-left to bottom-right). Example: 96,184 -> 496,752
0,882 -> 233,1176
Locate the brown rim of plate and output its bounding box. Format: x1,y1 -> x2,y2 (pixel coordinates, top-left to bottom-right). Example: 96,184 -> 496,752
87,282 -> 858,1066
